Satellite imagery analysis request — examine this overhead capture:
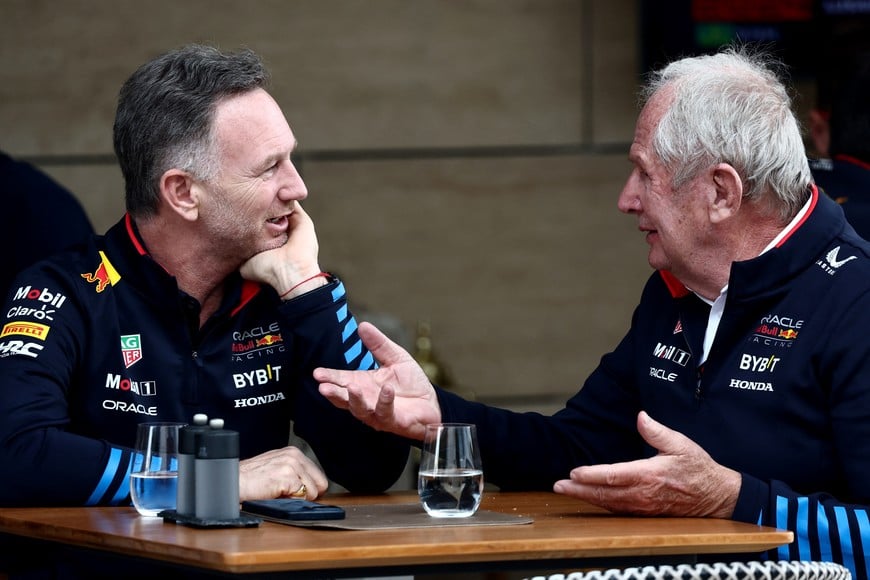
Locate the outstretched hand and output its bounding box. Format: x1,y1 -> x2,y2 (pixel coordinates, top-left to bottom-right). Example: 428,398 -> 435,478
315,321 -> 442,441
553,411 -> 741,518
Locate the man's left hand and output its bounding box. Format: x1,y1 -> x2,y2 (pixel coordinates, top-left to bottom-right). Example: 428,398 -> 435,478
553,411 -> 741,518
240,201 -> 323,297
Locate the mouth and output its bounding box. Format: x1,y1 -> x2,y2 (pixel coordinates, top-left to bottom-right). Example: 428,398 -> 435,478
266,214 -> 289,233
266,202 -> 297,234
638,226 -> 658,243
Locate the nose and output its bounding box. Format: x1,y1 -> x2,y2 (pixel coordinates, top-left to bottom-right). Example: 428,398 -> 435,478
279,160 -> 308,201
617,173 -> 641,214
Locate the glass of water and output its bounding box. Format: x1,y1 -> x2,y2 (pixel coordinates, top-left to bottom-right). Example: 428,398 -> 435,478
418,423 -> 484,518
130,422 -> 184,517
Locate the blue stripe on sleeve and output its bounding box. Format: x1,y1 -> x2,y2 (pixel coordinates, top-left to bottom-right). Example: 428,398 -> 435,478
753,509 -> 770,562
358,351 -> 374,370
796,497 -> 810,560
86,447 -> 123,506
834,506 -> 856,577
331,282 -> 346,302
776,495 -> 790,560
856,510 -> 870,580
344,339 -> 362,364
336,304 -> 348,323
342,317 -> 358,342
109,454 -> 134,505
817,503 -> 833,562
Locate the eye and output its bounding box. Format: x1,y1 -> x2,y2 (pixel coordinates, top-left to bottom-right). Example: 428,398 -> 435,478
628,157 -> 648,181
261,161 -> 280,178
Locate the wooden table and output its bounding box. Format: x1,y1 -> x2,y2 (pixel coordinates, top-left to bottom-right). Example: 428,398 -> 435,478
0,491 -> 793,578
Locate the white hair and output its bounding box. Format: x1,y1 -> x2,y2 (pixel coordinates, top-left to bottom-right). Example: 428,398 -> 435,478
642,47 -> 812,220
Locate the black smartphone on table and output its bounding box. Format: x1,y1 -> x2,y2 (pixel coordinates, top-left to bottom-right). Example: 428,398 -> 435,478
241,498 -> 346,522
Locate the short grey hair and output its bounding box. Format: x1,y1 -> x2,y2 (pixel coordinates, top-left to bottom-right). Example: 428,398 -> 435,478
642,47 -> 812,221
113,44 -> 270,218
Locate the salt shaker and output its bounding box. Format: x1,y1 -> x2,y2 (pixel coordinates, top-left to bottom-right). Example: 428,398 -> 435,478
176,413 -> 209,517
194,418 -> 240,520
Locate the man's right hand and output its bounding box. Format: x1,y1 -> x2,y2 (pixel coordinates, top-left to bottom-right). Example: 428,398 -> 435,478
314,321 -> 442,441
239,446 -> 329,501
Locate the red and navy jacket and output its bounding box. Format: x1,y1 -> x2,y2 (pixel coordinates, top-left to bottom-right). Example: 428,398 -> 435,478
436,188 -> 870,579
0,215 -> 409,506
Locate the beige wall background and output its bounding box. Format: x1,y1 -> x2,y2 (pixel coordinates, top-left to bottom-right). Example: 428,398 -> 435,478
2,0 -> 668,412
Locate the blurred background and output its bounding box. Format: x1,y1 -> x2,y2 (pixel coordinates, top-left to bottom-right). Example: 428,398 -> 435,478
1,0 -> 867,417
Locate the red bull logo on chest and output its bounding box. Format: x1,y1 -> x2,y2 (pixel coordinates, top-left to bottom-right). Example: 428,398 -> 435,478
81,251 -> 121,293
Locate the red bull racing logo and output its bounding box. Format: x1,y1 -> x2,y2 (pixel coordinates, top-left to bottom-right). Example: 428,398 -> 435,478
232,322 -> 285,360
750,313 -> 802,348
256,334 -> 282,347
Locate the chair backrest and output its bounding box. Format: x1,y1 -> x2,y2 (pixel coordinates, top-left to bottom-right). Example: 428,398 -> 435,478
526,560 -> 853,580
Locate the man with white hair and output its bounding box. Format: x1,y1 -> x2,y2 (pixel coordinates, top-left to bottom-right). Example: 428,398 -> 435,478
316,48 -> 870,578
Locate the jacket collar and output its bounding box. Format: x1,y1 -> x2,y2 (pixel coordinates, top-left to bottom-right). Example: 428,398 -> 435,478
659,185 -> 842,300
98,214 -> 262,316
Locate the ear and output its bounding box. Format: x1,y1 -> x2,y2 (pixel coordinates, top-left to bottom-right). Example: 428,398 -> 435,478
708,163 -> 743,225
159,169 -> 200,222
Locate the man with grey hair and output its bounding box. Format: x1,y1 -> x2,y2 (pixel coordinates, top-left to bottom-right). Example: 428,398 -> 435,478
316,48 -> 870,578
0,44 -> 409,509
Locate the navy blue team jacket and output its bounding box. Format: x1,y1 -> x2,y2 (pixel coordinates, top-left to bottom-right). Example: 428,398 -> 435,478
0,214 -> 409,506
811,155 -> 870,241
436,188 -> 870,579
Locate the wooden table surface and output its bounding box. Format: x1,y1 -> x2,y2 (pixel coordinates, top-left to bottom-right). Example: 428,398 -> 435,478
0,491 -> 793,577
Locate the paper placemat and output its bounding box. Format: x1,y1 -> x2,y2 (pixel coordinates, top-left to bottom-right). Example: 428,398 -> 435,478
244,502 -> 534,530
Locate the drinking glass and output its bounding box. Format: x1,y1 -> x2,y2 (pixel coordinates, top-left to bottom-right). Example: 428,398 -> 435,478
130,422 -> 184,517
418,423 -> 484,518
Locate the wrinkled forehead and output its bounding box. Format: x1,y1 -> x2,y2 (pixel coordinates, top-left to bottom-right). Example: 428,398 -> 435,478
639,85 -> 675,130
632,86 -> 679,157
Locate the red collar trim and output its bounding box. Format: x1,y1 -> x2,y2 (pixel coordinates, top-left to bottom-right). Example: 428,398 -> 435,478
126,213 -> 263,316
124,214 -> 149,256
231,281 -> 261,317
774,184 -> 817,248
658,185 -> 818,297
834,154 -> 870,172
659,270 -> 690,298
